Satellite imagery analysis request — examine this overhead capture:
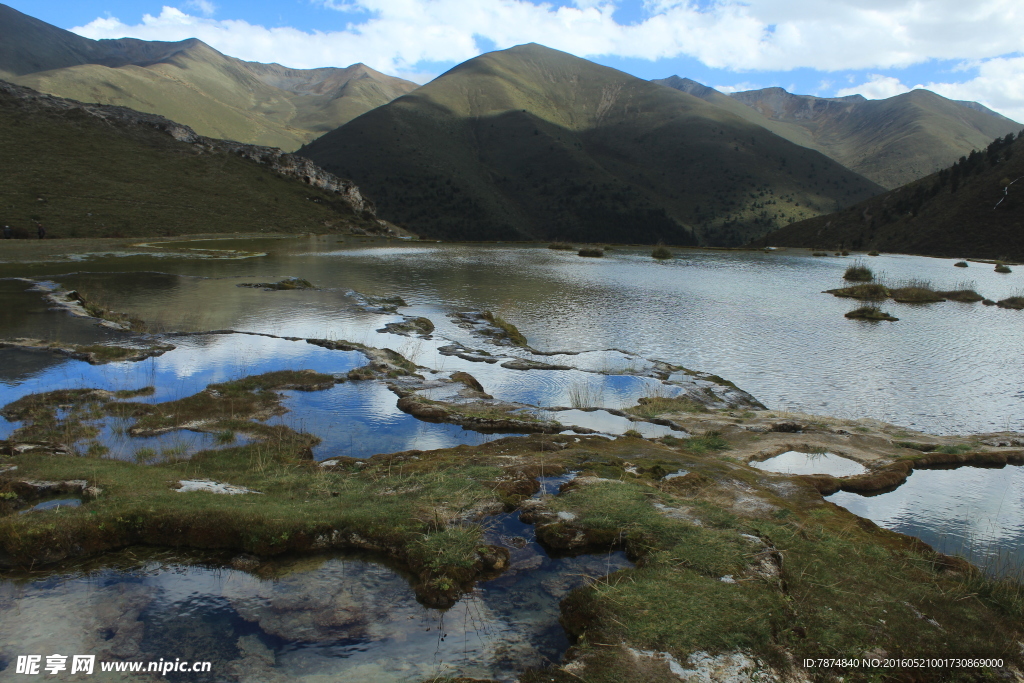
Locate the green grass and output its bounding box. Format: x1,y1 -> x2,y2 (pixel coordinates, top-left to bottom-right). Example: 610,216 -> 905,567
651,245 -> 673,260
683,430 -> 729,455
548,241 -> 575,250
996,263 -> 1013,273
936,443 -> 973,455
0,85 -> 381,239
578,247 -> 605,257
626,396 -> 707,419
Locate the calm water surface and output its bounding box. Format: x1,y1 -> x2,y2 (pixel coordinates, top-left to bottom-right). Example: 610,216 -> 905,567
828,465 -> 1024,574
4,238 -> 1018,434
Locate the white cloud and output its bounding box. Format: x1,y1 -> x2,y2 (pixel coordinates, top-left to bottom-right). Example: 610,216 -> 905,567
184,0 -> 215,16
921,56 -> 1024,123
836,74 -> 910,99
70,1 -> 1024,118
714,82 -> 761,94
834,59 -> 1024,123
73,1 -> 1024,73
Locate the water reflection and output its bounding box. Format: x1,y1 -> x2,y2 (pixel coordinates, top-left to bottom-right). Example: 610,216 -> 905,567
751,451 -> 867,477
0,539 -> 629,681
4,241 -> 1018,433
828,465 -> 1024,574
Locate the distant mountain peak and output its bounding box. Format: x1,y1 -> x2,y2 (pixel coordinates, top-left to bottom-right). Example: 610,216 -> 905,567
659,76 -> 1020,188
0,3 -> 419,149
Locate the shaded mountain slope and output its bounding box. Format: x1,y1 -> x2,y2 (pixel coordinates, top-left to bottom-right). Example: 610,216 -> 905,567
302,44 -> 881,245
0,4 -> 418,150
656,78 -> 1021,189
0,80 -> 383,239
752,131 -> 1024,260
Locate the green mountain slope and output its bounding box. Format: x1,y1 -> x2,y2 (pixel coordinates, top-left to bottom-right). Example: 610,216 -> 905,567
0,3 -> 418,150
656,78 -> 1021,189
301,44 -> 881,245
0,80 -> 383,239
752,131 -> 1024,260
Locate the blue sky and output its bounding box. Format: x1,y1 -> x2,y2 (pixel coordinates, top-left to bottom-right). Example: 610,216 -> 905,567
9,0 -> 1024,121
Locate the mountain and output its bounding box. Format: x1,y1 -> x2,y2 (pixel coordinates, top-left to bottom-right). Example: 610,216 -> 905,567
0,3 -> 418,150
301,44 -> 882,245
752,131 -> 1024,260
655,78 -> 1022,189
0,80 -> 388,238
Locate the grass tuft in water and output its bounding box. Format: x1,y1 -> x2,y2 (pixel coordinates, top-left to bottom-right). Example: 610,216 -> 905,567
568,380 -> 603,409
845,305 -> 898,321
843,260 -> 873,281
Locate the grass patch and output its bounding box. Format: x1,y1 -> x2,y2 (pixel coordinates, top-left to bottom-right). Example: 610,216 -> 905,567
826,283 -> 890,300
626,396 -> 707,419
479,311 -> 529,347
997,295 -> 1024,310
651,245 -> 673,260
843,260 -> 873,281
238,277 -> 315,290
996,263 -> 1013,273
548,241 -> 575,250
568,380 -> 603,409
845,305 -> 898,321
936,443 -> 973,455
889,278 -> 945,303
955,260 -> 969,267
578,247 -> 605,258
683,430 -> 729,455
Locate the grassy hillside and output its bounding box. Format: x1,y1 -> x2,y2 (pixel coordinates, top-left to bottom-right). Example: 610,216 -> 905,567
0,81 -> 380,239
657,78 -> 1021,189
302,44 -> 881,246
0,4 -> 418,150
753,131 -> 1024,260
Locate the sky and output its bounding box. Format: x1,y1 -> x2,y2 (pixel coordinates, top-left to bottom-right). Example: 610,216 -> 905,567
10,0 -> 1024,122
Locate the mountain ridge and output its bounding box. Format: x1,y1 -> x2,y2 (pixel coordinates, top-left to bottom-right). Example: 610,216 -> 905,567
303,43 -> 882,245
655,77 -> 1021,189
0,3 -> 418,149
751,130 -> 1024,260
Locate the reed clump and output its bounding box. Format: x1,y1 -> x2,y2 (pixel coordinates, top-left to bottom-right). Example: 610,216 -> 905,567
578,247 -> 604,258
843,260 -> 873,282
652,245 -> 673,260
889,278 -> 945,303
